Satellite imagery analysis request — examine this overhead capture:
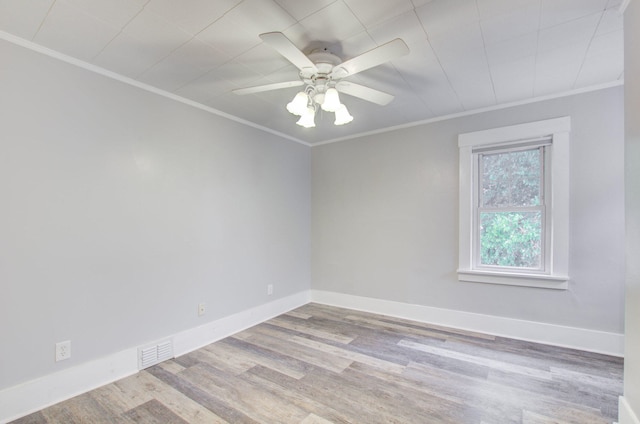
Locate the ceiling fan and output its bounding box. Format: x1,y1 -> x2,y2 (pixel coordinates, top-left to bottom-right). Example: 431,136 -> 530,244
233,32 -> 410,128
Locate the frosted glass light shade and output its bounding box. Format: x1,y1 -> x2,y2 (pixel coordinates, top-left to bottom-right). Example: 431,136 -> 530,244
334,104 -> 353,125
286,92 -> 309,116
296,106 -> 316,128
321,88 -> 341,112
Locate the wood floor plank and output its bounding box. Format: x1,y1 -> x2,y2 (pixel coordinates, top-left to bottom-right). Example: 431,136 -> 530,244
550,366 -> 623,394
300,413 -> 335,424
146,365 -> 260,424
155,360 -> 186,375
348,361 -> 465,405
290,335 -> 406,374
266,316 -> 355,344
128,371 -> 229,424
522,410 -> 575,424
9,412 -> 48,424
399,339 -> 554,380
345,314 -> 496,342
487,367 -> 620,421
177,346 -> 255,376
121,399 -> 189,424
433,337 -> 558,373
242,365 -> 355,424
232,326 -> 354,374
284,310 -> 313,320
251,363 -> 423,424
218,337 -> 314,380
10,303 -> 623,424
177,362 -> 311,423
301,364 -> 467,423
40,393 -> 117,424
405,360 -> 611,424
88,375 -> 152,417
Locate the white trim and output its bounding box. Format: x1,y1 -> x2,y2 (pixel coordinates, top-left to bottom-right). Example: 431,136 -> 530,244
0,30 -> 310,148
457,270 -> 569,289
310,290 -> 625,357
311,81 -> 622,146
458,117 -> 571,147
619,396 -> 640,424
172,291 -> 310,357
0,349 -> 137,424
458,117 -> 571,288
619,0 -> 632,15
0,291 -> 310,424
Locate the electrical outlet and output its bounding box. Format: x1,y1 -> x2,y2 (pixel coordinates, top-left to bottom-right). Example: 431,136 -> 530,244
198,303 -> 206,316
55,340 -> 71,362
267,284 -> 274,296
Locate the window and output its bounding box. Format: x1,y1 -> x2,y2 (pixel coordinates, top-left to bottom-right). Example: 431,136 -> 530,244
477,143 -> 548,271
458,117 -> 570,289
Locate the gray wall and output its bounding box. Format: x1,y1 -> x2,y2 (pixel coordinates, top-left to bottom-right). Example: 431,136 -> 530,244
312,86 -> 625,334
0,39 -> 311,390
624,0 -> 640,419
0,21 -> 629,399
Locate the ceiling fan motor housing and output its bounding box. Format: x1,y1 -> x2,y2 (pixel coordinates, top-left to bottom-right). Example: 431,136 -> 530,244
301,50 -> 342,81
300,50 -> 345,104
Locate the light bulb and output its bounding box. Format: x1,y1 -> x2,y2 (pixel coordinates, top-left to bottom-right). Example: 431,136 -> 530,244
286,92 -> 309,116
321,88 -> 341,112
334,104 -> 353,125
296,106 -> 316,128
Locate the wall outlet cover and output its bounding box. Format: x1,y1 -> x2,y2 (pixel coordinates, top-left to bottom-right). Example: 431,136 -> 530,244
55,340 -> 71,362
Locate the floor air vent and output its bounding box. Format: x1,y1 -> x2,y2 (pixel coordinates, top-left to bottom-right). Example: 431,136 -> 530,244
138,339 -> 173,370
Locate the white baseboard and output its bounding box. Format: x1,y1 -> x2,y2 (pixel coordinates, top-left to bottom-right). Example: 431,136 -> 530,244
619,396 -> 640,424
0,289 -> 623,423
172,290 -> 310,357
0,348 -> 138,424
310,290 -> 624,357
0,291 -> 310,424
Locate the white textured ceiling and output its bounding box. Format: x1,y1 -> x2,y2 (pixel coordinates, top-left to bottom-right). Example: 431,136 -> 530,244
0,0 -> 625,144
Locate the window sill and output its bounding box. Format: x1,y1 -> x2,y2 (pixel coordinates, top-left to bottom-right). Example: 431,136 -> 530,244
457,269 -> 569,290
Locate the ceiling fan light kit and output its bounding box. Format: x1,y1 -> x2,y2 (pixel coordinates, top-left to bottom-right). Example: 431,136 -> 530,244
296,106 -> 317,128
321,88 -> 341,112
334,104 -> 354,126
287,85 -> 349,128
233,32 -> 409,130
286,91 -> 309,116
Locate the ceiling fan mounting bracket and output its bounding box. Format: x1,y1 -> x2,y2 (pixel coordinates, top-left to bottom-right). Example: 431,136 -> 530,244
307,49 -> 341,66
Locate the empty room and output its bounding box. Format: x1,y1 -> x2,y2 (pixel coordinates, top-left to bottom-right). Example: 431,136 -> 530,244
1,0 -> 639,423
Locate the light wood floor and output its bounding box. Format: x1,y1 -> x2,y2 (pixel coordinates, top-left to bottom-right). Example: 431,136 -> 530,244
13,303 -> 623,424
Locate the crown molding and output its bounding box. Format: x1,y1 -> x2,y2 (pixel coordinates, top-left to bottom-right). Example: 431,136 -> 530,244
311,80 -> 624,146
0,31 -> 311,148
619,0 -> 631,15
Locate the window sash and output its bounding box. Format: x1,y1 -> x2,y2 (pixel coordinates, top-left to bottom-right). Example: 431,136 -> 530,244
471,136 -> 551,154
474,207 -> 546,272
472,144 -> 549,274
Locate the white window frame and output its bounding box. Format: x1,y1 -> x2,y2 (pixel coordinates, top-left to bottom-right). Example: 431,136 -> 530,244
458,117 -> 570,289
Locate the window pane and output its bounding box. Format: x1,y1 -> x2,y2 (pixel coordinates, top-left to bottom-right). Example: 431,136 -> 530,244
481,149 -> 541,207
479,211 -> 542,268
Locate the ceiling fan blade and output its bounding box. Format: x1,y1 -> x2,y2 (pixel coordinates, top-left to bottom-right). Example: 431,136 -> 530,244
232,80 -> 304,95
336,81 -> 395,106
259,32 -> 318,73
331,39 -> 409,78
